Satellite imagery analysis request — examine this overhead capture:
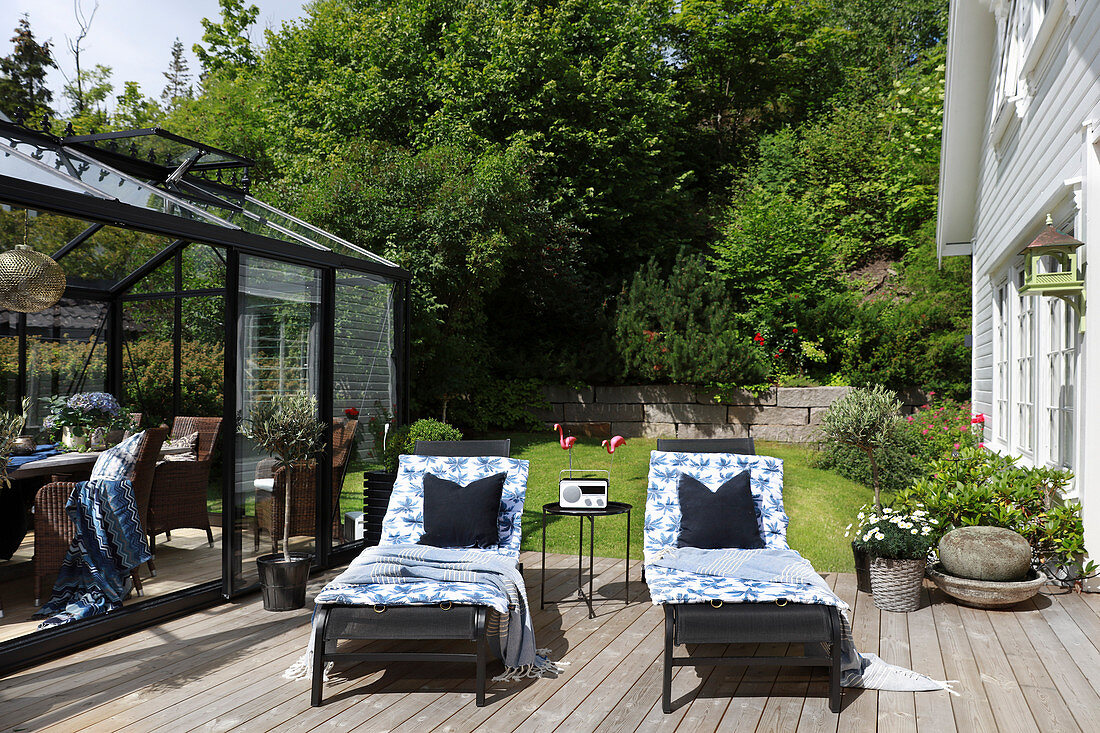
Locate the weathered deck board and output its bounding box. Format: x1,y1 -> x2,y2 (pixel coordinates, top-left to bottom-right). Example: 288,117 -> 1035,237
3,559 -> 1100,733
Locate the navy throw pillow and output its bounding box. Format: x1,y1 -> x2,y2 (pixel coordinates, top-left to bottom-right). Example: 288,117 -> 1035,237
419,471 -> 506,548
677,471 -> 765,549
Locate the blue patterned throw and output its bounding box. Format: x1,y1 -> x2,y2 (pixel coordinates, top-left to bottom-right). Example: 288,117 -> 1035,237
644,451 -> 955,694
33,477 -> 151,628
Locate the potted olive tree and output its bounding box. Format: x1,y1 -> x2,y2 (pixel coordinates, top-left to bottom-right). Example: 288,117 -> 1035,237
820,385 -> 903,592
241,391 -> 325,611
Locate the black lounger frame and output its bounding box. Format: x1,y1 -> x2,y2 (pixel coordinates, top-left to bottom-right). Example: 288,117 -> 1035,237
653,437 -> 844,713
310,439 -> 511,707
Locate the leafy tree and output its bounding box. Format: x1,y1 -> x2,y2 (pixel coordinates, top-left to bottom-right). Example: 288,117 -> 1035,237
0,16 -> 58,118
62,63 -> 112,129
162,37 -> 193,109
290,139 -> 579,413
667,0 -> 848,177
114,81 -> 161,129
193,0 -> 260,79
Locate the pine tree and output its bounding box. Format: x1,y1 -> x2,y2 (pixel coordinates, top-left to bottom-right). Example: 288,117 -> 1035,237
0,16 -> 58,118
161,37 -> 192,108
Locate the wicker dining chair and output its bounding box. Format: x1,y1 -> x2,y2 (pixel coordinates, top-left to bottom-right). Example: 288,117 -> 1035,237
255,419 -> 357,553
146,417 -> 224,560
33,426 -> 169,605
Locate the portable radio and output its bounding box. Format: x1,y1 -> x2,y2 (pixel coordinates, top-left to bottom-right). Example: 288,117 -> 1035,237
559,469 -> 610,509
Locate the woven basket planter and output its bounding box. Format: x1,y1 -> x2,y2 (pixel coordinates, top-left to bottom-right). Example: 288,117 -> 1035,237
869,556 -> 925,612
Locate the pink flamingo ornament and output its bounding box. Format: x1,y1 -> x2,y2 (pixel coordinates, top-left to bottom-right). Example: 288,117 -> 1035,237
554,423 -> 577,471
601,435 -> 626,481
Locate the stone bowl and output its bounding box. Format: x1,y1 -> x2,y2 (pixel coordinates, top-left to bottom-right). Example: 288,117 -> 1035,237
927,564 -> 1047,609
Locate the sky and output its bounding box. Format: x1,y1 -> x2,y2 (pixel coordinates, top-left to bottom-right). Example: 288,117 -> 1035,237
3,0 -> 309,113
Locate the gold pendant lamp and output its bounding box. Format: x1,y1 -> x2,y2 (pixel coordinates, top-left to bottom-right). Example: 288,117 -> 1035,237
0,210 -> 66,312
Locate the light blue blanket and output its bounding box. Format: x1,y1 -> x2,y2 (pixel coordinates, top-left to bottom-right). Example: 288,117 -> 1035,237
287,544 -> 560,682
650,547 -> 954,692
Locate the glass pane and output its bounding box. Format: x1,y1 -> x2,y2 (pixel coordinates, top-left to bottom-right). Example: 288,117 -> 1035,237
233,256 -> 322,593
130,259 -> 176,295
183,244 -> 226,290
0,135 -> 108,197
122,299 -> 175,426
331,272 -> 395,550
61,226 -> 175,289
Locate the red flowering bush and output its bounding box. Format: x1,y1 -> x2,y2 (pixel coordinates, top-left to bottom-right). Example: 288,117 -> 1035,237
900,393 -> 984,464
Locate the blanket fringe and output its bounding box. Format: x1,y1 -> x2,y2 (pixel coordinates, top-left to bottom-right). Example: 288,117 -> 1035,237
492,649 -> 566,682
283,653 -> 335,682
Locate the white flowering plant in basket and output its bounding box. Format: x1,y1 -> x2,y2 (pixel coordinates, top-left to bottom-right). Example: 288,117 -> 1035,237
846,505 -> 938,560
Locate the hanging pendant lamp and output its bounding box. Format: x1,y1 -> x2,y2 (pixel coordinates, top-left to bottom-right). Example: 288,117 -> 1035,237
0,211 -> 66,312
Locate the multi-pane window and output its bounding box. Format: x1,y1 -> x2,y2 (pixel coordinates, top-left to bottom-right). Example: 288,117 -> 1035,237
1042,251 -> 1078,470
994,282 -> 1011,443
1015,269 -> 1036,454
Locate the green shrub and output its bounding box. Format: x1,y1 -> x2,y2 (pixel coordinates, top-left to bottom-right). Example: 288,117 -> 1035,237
896,448 -> 1095,584
615,253 -> 768,387
449,378 -> 548,433
380,418 -> 464,473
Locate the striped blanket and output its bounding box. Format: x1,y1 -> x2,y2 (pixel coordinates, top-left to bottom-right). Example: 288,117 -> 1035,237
650,547 -> 955,692
34,478 -> 150,628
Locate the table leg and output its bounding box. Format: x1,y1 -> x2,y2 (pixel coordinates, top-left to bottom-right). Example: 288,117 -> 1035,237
588,515 -> 595,618
625,509 -> 630,604
577,516 -> 583,593
540,509 -> 547,610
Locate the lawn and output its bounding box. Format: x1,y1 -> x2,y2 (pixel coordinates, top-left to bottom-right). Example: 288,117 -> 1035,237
331,433 -> 871,572
486,433 -> 871,573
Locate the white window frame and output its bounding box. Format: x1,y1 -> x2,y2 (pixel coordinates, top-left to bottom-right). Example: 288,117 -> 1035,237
994,279 -> 1011,444
1014,267 -> 1037,456
1043,294 -> 1077,470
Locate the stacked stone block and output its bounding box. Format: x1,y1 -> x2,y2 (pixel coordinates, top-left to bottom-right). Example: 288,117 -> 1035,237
536,385 -> 928,443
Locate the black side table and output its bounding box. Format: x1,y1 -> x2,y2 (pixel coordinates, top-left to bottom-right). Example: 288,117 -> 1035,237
541,501 -> 632,618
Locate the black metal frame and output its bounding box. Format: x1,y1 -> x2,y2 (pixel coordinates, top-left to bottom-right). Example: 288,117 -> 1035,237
651,437 -> 843,714
311,604 -> 490,707
661,603 -> 843,713
0,120 -> 412,673
309,440 -> 513,708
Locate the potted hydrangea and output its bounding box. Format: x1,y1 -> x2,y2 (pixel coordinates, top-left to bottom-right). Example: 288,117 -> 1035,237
42,392 -> 130,450
850,506 -> 937,612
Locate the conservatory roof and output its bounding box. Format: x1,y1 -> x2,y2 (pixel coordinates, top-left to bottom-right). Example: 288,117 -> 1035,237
0,116 -> 408,284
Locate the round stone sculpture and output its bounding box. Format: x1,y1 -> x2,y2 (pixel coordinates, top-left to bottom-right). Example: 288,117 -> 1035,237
938,526 -> 1032,582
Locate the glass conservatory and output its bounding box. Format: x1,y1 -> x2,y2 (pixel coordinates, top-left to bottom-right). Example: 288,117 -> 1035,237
0,115 -> 410,672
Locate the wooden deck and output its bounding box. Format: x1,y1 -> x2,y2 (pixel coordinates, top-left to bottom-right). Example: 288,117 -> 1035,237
2,552 -> 1100,732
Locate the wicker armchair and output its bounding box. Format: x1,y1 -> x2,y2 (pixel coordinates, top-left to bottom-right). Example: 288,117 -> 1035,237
33,426 -> 168,605
146,417 -> 223,555
255,419 -> 357,553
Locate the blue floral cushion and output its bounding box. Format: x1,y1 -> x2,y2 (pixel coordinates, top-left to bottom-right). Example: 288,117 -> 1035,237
644,450 -> 788,563
379,454 -> 529,559
89,431 -> 145,482
315,453 -> 529,610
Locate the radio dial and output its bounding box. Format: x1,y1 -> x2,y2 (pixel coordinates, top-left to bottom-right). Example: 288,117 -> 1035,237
584,497 -> 593,507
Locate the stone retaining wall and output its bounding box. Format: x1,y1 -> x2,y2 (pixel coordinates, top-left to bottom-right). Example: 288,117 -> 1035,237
536,385 -> 928,443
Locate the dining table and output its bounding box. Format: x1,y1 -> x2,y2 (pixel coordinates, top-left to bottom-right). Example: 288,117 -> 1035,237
0,441 -> 192,560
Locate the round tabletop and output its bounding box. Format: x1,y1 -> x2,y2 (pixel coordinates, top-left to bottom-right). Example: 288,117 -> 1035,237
542,500 -> 632,517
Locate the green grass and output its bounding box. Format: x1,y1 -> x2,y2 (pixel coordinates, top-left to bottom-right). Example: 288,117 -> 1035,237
223,436 -> 871,572
490,433 -> 871,572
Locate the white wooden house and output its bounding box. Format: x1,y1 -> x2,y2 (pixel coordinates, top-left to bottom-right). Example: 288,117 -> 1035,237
937,0 -> 1098,574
